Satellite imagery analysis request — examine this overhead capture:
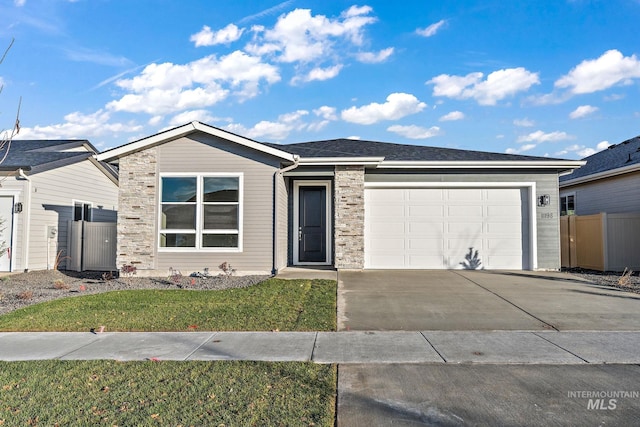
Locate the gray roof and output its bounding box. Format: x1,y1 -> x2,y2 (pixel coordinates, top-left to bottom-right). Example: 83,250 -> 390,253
0,139 -> 117,179
266,138 -> 564,162
560,135 -> 640,182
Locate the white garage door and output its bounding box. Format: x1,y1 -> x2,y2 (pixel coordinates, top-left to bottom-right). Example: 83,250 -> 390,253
365,187 -> 529,269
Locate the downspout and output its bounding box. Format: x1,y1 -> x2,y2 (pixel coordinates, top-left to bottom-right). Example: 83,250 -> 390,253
18,168 -> 31,272
273,155 -> 300,275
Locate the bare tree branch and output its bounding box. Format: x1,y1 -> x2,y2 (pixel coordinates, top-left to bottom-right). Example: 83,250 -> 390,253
0,38 -> 20,164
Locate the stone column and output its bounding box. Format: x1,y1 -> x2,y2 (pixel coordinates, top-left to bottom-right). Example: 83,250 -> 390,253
334,165 -> 365,269
117,147 -> 157,271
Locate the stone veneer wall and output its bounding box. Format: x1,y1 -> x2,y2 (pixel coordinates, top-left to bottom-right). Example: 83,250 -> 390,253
117,147 -> 157,270
334,165 -> 365,269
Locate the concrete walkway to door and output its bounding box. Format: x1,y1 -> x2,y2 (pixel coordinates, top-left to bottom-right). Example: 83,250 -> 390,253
338,270 -> 640,331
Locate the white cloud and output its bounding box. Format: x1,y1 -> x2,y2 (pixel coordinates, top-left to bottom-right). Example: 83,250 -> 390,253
517,130 -> 575,143
225,109 -> 311,140
14,0 -> 26,6
555,50 -> 640,94
596,140 -> 612,151
513,118 -> 535,127
148,116 -> 163,126
169,110 -> 217,126
356,47 -> 394,63
293,64 -> 343,84
107,51 -> 280,114
439,111 -> 464,121
313,106 -> 337,120
557,140 -> 611,157
190,24 -> 245,47
416,19 -> 446,37
505,144 -> 536,154
387,125 -> 441,139
341,93 -> 427,124
569,104 -> 599,119
428,67 -> 539,105
15,110 -> 142,139
256,6 -> 376,63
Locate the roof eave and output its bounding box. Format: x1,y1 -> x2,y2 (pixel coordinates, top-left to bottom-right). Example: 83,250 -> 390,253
96,121 -> 296,162
298,156 -> 385,166
378,160 -> 586,169
560,162 -> 640,187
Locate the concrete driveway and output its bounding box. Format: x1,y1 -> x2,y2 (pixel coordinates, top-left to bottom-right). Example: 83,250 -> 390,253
338,270 -> 640,331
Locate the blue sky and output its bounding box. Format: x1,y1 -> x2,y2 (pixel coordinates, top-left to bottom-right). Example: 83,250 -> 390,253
1,0 -> 639,158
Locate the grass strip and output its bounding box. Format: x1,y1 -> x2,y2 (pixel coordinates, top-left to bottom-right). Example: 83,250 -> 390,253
0,360 -> 336,426
0,279 -> 337,332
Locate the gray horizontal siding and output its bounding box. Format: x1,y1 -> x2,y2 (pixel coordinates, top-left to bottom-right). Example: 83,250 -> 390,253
562,172 -> 640,215
366,171 -> 561,270
155,134 -> 280,274
29,161 -> 118,270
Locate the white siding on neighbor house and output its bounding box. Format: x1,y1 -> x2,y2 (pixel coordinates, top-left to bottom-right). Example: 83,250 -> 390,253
0,177 -> 28,271
156,134 -> 281,274
561,172 -> 640,216
28,160 -> 118,270
366,171 -> 561,270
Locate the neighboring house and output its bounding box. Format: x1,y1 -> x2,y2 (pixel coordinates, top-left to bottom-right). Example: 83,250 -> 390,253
0,140 -> 118,272
96,121 -> 582,276
559,136 -> 640,216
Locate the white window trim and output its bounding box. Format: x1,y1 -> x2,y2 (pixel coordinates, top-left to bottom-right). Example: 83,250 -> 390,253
293,180 -> 332,266
158,172 -> 243,252
364,181 -> 538,270
559,191 -> 576,216
72,200 -> 93,222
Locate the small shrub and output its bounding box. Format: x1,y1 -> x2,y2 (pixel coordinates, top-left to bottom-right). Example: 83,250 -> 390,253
619,268 -> 634,287
168,267 -> 183,286
102,271 -> 114,281
120,264 -> 137,277
53,279 -> 70,290
219,262 -> 235,276
53,250 -> 71,271
17,290 -> 33,300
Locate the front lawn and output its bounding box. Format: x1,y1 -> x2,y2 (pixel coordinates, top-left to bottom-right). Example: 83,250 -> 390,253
0,360 -> 336,426
0,278 -> 336,332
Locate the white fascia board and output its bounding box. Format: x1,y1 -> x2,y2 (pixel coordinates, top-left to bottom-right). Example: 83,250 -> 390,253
378,160 -> 585,169
96,121 -> 295,162
298,157 -> 385,166
559,162 -> 640,187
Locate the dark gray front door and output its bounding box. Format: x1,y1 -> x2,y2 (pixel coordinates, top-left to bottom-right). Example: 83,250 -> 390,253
298,186 -> 327,262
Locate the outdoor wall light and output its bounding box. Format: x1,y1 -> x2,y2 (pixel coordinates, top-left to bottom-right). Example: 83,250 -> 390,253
537,194 -> 550,207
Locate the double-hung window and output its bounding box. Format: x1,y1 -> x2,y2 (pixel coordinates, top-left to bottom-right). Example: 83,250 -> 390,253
159,174 -> 242,250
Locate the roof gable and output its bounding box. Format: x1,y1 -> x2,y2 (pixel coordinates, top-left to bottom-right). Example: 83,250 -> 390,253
560,135 -> 640,184
96,121 -> 296,162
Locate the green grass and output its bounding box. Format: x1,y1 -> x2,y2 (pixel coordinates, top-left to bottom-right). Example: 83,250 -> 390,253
0,360 -> 336,426
0,278 -> 336,332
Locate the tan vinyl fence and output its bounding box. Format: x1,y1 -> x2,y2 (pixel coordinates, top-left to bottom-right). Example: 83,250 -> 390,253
560,213 -> 640,271
67,221 -> 117,271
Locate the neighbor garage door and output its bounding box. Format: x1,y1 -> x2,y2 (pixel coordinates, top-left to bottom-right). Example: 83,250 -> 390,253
364,187 -> 530,269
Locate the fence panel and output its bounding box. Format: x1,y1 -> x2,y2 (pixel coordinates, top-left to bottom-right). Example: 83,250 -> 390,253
606,213 -> 640,271
67,221 -> 116,271
574,213 -> 605,271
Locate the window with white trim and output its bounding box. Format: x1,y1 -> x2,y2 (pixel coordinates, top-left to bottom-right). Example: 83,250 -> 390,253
159,174 -> 242,250
560,193 -> 575,216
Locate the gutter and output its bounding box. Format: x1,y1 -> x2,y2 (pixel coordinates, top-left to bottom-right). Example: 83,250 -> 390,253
378,160 -> 586,169
17,168 -> 31,272
273,156 -> 300,274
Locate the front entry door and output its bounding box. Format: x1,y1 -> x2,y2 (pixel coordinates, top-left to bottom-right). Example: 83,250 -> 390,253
298,186 -> 327,263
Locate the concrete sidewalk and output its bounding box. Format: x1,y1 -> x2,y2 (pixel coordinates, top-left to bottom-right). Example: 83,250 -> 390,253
1,330 -> 639,364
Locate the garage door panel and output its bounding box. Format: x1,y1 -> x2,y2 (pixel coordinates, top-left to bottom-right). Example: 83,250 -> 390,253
448,205 -> 483,216
365,187 -> 529,270
409,222 -> 444,235
409,238 -> 443,250
408,205 -> 444,217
